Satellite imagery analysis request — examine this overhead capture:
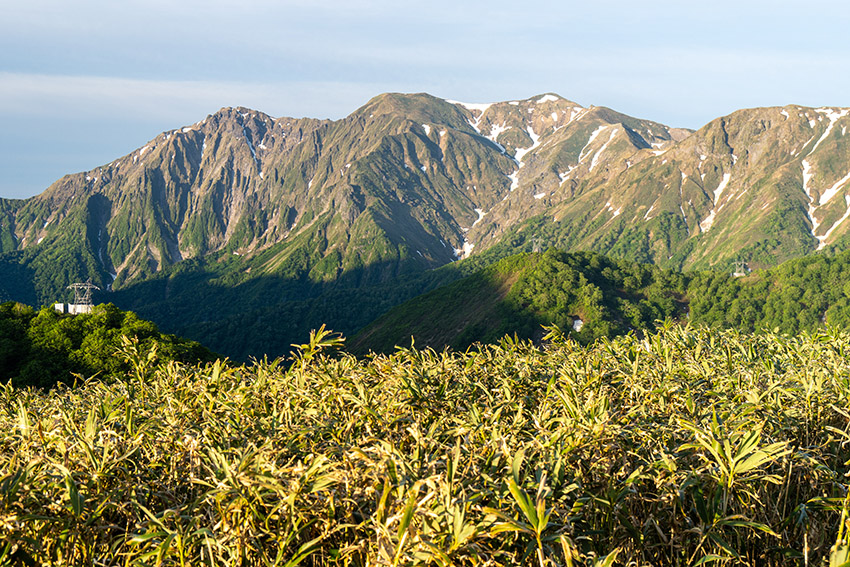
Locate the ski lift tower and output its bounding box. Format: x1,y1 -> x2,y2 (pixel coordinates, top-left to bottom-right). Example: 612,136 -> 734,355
58,281 -> 100,314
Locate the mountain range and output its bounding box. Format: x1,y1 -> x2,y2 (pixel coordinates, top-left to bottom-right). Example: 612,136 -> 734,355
2,92 -> 850,358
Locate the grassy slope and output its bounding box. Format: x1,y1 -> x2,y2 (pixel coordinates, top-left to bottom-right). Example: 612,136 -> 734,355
350,254 -> 527,353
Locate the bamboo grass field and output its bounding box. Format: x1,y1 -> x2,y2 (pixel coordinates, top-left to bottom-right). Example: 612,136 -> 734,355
3,324 -> 850,565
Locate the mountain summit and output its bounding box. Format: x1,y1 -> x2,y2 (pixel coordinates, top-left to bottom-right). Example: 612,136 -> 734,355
2,93 -> 850,356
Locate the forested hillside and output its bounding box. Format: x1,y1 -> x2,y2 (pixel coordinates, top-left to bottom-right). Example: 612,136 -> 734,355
351,250 -> 687,353
0,302 -> 215,388
353,248 -> 850,354
689,249 -> 850,332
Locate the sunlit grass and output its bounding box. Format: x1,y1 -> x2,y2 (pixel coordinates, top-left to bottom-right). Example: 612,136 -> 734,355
1,324 -> 850,565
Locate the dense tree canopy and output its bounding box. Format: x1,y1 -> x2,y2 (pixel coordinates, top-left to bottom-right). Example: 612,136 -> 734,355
0,302 -> 216,388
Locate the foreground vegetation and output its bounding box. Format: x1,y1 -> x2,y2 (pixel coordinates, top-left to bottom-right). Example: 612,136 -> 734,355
0,302 -> 216,388
2,324 -> 850,565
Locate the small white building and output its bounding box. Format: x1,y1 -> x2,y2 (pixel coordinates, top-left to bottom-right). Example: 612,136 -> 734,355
55,281 -> 100,315
54,303 -> 94,315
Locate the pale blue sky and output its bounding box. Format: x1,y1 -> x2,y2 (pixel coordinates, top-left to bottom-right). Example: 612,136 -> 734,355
2,0 -> 849,199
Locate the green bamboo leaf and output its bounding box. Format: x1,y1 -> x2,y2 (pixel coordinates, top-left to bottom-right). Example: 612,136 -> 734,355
507,477 -> 538,528
482,507 -> 533,535
593,547 -> 621,567
375,478 -> 392,524
129,531 -> 169,544
717,517 -> 779,536
65,474 -> 84,517
707,532 -> 740,559
397,490 -> 417,541
693,555 -> 727,566
283,534 -> 326,567
511,448 -> 525,485
831,544 -> 850,567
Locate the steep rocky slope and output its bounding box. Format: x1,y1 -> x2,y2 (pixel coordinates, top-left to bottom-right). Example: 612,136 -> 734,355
0,93 -> 688,303
3,92 -> 850,356
476,105 -> 850,269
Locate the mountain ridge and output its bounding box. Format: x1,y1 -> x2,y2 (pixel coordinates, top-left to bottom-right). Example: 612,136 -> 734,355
3,92 -> 850,357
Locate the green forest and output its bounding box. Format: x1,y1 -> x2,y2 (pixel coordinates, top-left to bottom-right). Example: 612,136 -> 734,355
0,302 -> 215,388
353,248 -> 850,354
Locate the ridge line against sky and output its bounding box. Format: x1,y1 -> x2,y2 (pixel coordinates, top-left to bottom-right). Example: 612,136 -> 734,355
2,0 -> 849,199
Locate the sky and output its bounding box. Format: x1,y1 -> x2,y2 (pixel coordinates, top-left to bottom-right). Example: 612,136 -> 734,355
2,0 -> 849,199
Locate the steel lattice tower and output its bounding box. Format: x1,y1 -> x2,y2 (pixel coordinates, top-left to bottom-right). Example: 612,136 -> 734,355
67,281 -> 100,307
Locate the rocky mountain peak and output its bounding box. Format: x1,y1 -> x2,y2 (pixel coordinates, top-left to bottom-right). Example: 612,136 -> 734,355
4,94 -> 850,311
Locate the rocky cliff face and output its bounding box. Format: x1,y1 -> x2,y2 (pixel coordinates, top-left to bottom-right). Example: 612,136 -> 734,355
3,93 -> 850,306
445,103 -> 850,271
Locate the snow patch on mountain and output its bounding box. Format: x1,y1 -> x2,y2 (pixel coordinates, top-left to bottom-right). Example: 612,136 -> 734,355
242,127 -> 258,163
578,126 -> 608,164
453,241 -> 475,260
514,127 -> 541,163
536,94 -> 560,104
508,172 -> 520,192
485,122 -> 510,146
819,195 -> 850,250
699,210 -> 717,233
568,107 -> 586,124
698,172 -> 731,231
810,108 -> 849,153
471,208 -> 486,227
819,170 -> 850,206
508,127 -> 542,191
802,160 -> 815,201
802,160 -> 823,238
422,124 -> 431,136
590,128 -> 618,172
714,173 -> 732,203
448,100 -> 493,134
605,201 -> 621,217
